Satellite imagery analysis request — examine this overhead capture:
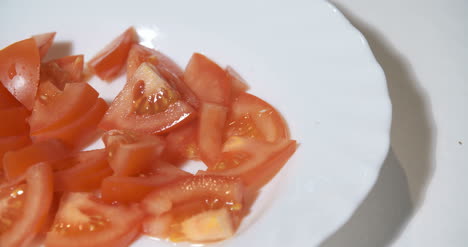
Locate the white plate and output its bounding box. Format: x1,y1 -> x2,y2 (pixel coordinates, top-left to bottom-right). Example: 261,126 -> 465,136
0,0 -> 391,246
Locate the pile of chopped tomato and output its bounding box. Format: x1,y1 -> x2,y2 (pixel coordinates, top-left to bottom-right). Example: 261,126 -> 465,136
0,28 -> 297,247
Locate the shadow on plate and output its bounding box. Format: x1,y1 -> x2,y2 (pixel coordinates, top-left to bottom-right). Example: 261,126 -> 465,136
319,2 -> 437,246
43,41 -> 73,61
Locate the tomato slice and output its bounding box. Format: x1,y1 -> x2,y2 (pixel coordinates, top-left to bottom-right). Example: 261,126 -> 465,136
54,149 -> 112,192
0,107 -> 30,137
32,98 -> 108,151
0,163 -> 53,247
226,92 -> 289,142
88,27 -> 137,81
198,103 -> 228,167
184,53 -> 231,106
99,62 -> 196,135
0,84 -> 23,110
32,32 -> 56,60
204,137 -> 296,190
41,55 -> 84,90
127,44 -> 199,108
3,139 -> 69,180
45,193 -> 144,247
0,136 -> 31,169
162,122 -> 199,164
101,162 -> 191,204
30,82 -> 99,134
225,66 -> 249,99
103,130 -> 166,176
0,38 -> 40,110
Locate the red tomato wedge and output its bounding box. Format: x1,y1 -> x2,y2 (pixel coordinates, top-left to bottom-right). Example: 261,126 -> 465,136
0,107 -> 30,137
204,137 -> 296,190
0,136 -> 31,161
99,62 -> 196,134
88,27 -> 137,81
225,66 -> 249,99
0,163 -> 53,247
3,139 -> 69,180
162,122 -> 199,164
32,32 -> 56,60
0,84 -> 23,109
127,44 -> 199,108
45,193 -> 144,247
103,130 -> 166,176
30,82 -> 99,134
198,103 -> 228,167
54,149 -> 112,192
101,162 -> 191,204
226,92 -> 289,142
34,80 -> 61,106
32,98 -> 108,151
0,38 -> 40,110
184,53 -> 231,106
41,55 -> 84,90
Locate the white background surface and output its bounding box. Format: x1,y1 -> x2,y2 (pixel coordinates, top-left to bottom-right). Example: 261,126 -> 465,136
321,1 -> 468,246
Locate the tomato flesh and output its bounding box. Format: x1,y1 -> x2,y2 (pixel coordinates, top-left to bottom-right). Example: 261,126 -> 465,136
99,62 -> 196,134
0,107 -> 30,137
0,38 -> 40,110
54,149 -> 112,192
45,193 -> 144,247
162,123 -> 199,164
33,32 -> 56,60
41,55 -> 84,90
127,44 -> 199,108
0,84 -> 23,110
198,103 -> 227,167
0,163 -> 53,247
88,28 -> 137,81
184,53 -> 231,106
103,130 -> 166,176
3,139 -> 69,180
225,66 -> 249,99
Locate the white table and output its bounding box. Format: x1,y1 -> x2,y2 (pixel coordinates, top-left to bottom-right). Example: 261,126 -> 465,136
320,1 -> 468,246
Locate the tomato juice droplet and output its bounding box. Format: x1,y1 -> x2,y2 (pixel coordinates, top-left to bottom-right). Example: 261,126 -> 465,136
8,63 -> 17,79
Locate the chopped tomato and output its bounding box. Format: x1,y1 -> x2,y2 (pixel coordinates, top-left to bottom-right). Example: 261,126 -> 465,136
88,27 -> 137,81
198,103 -> 228,167
41,55 -> 84,90
54,149 -> 112,192
45,193 -> 144,247
30,82 -> 99,133
0,163 -> 53,247
0,107 -> 30,137
225,66 -> 249,99
32,98 -> 108,151
3,139 -> 68,180
32,32 -> 56,60
180,208 -> 234,242
0,84 -> 23,109
127,44 -> 199,108
184,53 -> 231,106
162,122 -> 199,164
0,38 -> 40,110
99,62 -> 196,134
0,136 -> 31,168
101,163 -> 191,204
103,130 -> 166,176
226,92 -> 289,142
204,137 -> 297,190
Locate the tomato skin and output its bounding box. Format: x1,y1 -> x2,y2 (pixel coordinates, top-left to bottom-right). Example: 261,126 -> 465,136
0,84 -> 23,110
3,139 -> 69,180
88,28 -> 137,81
198,103 -> 228,167
0,107 -> 30,137
0,38 -> 40,110
33,32 -> 56,60
45,193 -> 144,247
0,163 -> 53,247
184,53 -> 231,106
127,44 -> 200,108
32,98 -> 108,151
0,136 -> 31,169
30,82 -> 99,134
54,149 -> 112,192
